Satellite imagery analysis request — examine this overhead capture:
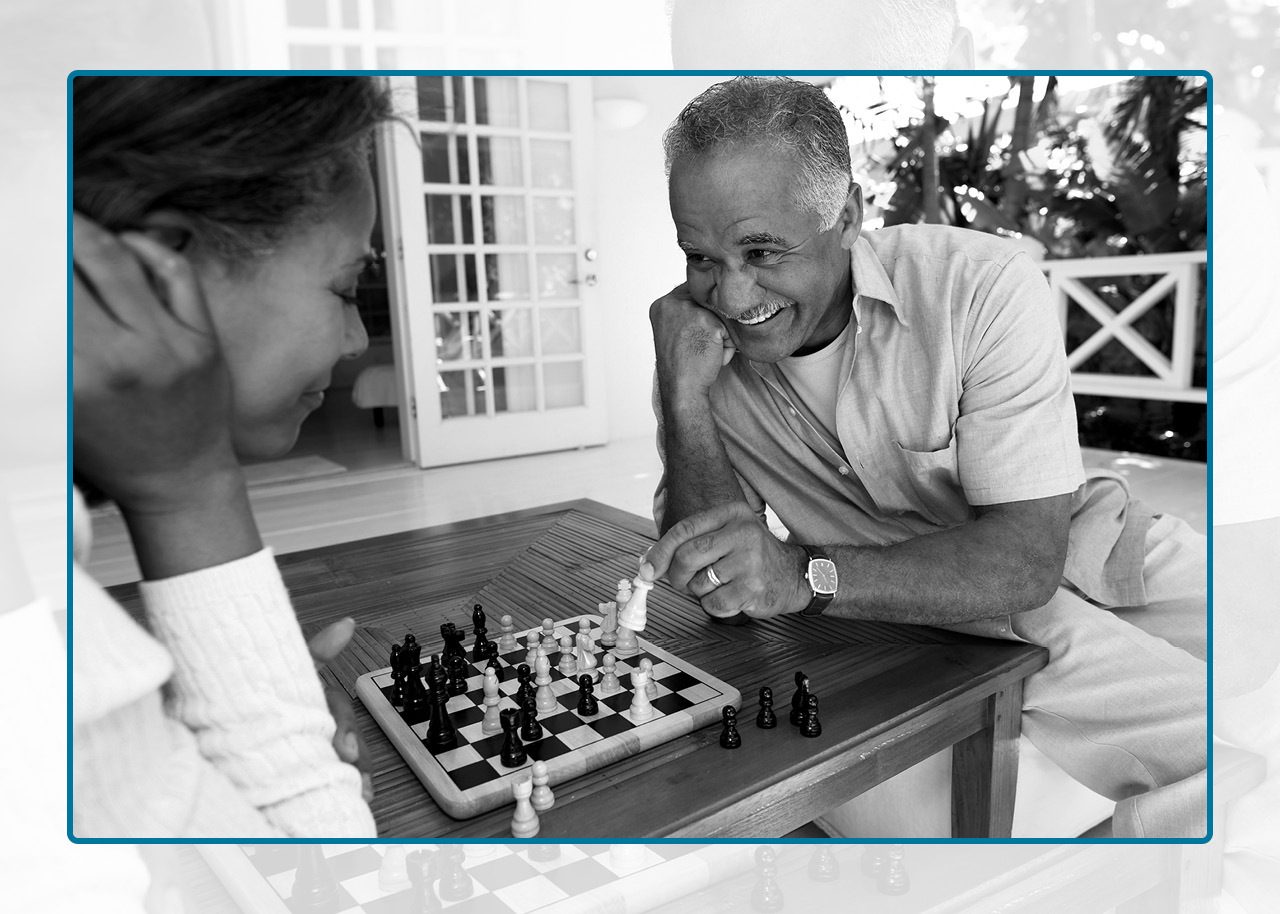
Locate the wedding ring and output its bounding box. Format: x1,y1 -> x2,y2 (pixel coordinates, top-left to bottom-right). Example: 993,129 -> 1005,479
706,565 -> 724,588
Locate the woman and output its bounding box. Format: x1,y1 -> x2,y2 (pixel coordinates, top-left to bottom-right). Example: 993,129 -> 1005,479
72,76 -> 393,837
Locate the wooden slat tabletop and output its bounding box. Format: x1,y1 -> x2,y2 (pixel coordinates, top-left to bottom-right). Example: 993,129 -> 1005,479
106,499 -> 1047,839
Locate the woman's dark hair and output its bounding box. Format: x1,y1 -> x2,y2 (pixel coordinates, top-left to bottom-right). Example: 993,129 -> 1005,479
73,76 -> 395,260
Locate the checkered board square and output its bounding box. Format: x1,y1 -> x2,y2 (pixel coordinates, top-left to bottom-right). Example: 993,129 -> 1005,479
198,842 -> 758,914
355,614 -> 741,819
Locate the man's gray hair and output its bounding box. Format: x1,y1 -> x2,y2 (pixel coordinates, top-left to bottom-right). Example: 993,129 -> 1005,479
663,77 -> 852,231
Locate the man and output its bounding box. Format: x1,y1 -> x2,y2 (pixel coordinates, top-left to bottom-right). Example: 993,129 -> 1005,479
642,76 -> 1207,838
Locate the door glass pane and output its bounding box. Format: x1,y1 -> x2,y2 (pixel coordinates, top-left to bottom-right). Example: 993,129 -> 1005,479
477,137 -> 522,186
429,254 -> 459,303
529,139 -> 572,188
532,197 -> 575,245
455,135 -> 471,185
462,255 -> 479,303
536,254 -> 578,298
493,365 -> 537,414
527,81 -> 570,132
416,77 -> 447,121
421,133 -> 449,183
489,308 -> 534,358
539,308 -> 581,355
474,77 -> 521,128
485,254 -> 529,301
440,368 -> 487,418
450,75 -> 468,123
340,0 -> 359,27
286,0 -> 327,27
435,311 -> 483,361
377,46 -> 445,68
289,45 -> 331,68
543,362 -> 585,409
425,194 -> 473,245
342,46 -> 363,68
481,196 -> 526,244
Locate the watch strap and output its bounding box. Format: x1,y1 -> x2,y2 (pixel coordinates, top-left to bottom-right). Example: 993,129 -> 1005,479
800,544 -> 834,616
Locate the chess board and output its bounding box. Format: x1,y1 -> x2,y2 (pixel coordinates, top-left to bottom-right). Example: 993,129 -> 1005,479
355,613 -> 741,820
199,843 -> 758,914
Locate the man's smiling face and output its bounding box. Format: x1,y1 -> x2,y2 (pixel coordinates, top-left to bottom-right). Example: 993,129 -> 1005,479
669,142 -> 861,362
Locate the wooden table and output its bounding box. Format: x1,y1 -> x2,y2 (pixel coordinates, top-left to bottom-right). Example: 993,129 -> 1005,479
109,499 -> 1046,839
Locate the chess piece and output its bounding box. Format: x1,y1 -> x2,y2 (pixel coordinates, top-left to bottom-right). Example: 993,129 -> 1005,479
750,846 -> 784,913
406,850 -> 441,914
534,654 -> 558,714
878,846 -> 909,895
499,707 -> 527,767
609,843 -> 647,872
378,845 -> 410,893
519,691 -> 544,741
800,694 -> 822,738
790,671 -> 810,726
446,653 -> 469,696
426,661 -> 458,753
471,605 -> 489,661
541,617 -> 556,642
516,663 -> 534,705
498,614 -> 518,652
598,652 -> 621,695
403,633 -> 420,668
599,599 -> 618,648
576,673 -> 599,716
638,658 -> 657,698
440,623 -> 460,662
756,686 -> 778,728
403,662 -> 430,719
613,623 -> 639,658
525,632 -> 542,668
860,846 -> 885,878
388,643 -> 406,705
629,668 -> 655,722
719,705 -> 742,748
618,575 -> 653,632
528,843 -> 561,862
291,846 -> 341,913
530,759 -> 555,811
485,651 -> 504,684
808,846 -> 839,882
557,634 -> 577,676
436,846 -> 474,902
511,775 -> 540,838
576,620 -> 599,682
481,668 -> 503,735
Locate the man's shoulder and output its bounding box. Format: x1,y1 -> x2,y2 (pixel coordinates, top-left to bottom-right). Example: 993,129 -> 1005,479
865,224 -> 1027,271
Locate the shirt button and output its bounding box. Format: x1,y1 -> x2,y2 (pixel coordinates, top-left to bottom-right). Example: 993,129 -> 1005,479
789,408 -> 797,416
838,466 -> 850,476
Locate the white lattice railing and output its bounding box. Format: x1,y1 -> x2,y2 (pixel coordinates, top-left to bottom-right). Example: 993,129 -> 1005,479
1042,251 -> 1207,404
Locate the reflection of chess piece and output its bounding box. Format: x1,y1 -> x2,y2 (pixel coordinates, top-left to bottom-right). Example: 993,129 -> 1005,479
437,845 -> 474,902
292,846 -> 341,913
808,845 -> 839,882
860,846 -> 885,878
751,846 -> 784,913
877,845 -> 909,895
406,850 -> 440,914
378,845 -> 410,892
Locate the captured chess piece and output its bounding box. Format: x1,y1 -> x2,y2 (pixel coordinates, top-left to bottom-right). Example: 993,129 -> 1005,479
511,775 -> 540,838
800,694 -> 822,738
790,671 -> 810,726
576,673 -> 599,716
530,759 -> 555,812
751,846 -> 784,913
291,846 -> 342,913
500,707 -> 527,767
756,686 -> 778,728
878,845 -> 909,895
808,845 -> 839,882
720,705 -> 742,748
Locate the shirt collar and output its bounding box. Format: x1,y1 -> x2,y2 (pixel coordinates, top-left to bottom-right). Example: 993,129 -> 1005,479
850,234 -> 910,328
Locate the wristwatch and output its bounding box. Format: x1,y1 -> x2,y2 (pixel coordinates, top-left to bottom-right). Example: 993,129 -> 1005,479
800,544 -> 838,616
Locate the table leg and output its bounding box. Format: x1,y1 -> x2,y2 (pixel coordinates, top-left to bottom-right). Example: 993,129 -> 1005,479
951,681 -> 1024,837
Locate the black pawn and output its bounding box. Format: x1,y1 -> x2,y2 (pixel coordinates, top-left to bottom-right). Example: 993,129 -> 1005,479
800,694 -> 822,738
808,846 -> 839,882
436,846 -> 474,902
403,634 -> 420,668
751,846 -> 784,913
756,686 -> 778,729
576,674 -> 599,716
720,705 -> 742,748
500,707 -> 527,767
446,655 -> 469,696
291,846 -> 341,913
516,664 -> 533,704
426,659 -> 458,753
472,603 -> 487,633
403,663 -> 430,718
519,692 -> 543,741
472,618 -> 489,662
406,850 -> 441,914
790,671 -> 810,726
388,644 -> 406,706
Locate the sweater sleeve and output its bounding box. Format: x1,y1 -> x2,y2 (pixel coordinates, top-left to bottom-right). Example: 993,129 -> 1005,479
137,547 -> 376,837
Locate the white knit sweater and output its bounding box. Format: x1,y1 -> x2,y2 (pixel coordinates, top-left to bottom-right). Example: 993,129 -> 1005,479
71,494 -> 376,838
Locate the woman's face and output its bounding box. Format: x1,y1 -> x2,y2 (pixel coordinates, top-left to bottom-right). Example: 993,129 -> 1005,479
198,168 -> 376,460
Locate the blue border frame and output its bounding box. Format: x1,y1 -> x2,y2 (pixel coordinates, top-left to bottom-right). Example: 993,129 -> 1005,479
64,67 -> 1213,844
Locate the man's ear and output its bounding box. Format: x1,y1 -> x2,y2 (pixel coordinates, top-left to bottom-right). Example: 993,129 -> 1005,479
838,183 -> 864,249
946,25 -> 975,69
136,209 -> 196,253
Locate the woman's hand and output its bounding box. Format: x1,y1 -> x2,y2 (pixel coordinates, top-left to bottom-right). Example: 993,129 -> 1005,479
308,617 -> 375,804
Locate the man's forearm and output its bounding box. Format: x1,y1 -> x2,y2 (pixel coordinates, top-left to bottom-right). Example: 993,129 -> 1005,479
660,392 -> 746,534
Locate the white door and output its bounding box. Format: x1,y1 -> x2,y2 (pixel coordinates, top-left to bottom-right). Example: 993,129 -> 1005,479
383,75 -> 608,467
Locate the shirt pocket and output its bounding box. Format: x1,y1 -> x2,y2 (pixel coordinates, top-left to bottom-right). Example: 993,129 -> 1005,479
877,436 -> 969,526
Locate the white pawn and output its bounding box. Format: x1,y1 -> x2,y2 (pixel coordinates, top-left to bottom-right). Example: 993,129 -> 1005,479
530,759 -> 555,812
599,600 -> 618,648
534,654 -> 557,714
525,632 -> 542,668
498,614 -> 518,653
576,623 -> 599,682
638,658 -> 657,698
618,576 -> 652,632
599,653 -> 622,695
481,668 -> 503,735
511,776 -> 540,839
378,845 -> 410,892
629,668 -> 655,722
541,617 -> 556,642
557,634 -> 577,677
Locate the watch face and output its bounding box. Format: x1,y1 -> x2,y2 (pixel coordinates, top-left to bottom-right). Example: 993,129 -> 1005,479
809,558 -> 838,594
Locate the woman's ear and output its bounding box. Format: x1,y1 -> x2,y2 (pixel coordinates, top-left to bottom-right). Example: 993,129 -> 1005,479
137,209 -> 195,253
